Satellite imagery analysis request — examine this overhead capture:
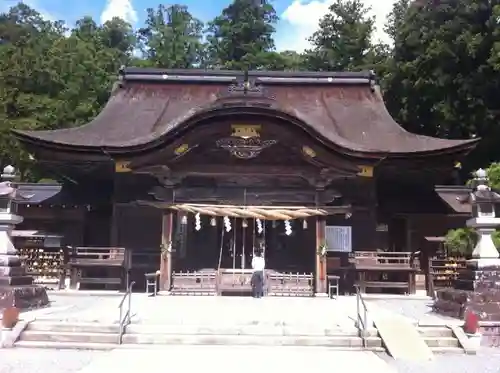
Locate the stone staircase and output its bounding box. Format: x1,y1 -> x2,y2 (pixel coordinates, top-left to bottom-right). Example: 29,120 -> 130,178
417,326 -> 465,354
14,320 -> 466,354
15,320 -> 383,351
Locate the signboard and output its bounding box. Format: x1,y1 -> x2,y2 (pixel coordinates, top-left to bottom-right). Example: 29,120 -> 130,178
325,226 -> 352,253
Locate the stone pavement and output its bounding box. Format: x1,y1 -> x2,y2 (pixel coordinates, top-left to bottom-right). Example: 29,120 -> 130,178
75,346 -> 396,373
31,293 -> 360,329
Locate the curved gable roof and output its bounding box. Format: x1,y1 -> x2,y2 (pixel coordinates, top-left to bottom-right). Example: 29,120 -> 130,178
13,68 -> 478,158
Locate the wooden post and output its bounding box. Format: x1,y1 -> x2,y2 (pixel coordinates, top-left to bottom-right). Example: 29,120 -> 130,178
160,210 -> 173,291
315,216 -> 327,295
110,203 -> 118,246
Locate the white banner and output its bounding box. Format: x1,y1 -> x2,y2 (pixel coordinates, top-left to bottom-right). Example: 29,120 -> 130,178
325,225 -> 352,252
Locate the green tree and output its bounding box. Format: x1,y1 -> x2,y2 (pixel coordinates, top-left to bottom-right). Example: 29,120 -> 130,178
205,0 -> 278,70
0,3 -> 67,170
261,50 -> 306,71
304,0 -> 377,71
383,0 -> 500,169
137,4 -> 204,68
0,3 -> 134,177
384,0 -> 411,44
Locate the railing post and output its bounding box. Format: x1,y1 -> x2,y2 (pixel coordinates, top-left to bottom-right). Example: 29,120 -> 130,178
356,286 -> 360,327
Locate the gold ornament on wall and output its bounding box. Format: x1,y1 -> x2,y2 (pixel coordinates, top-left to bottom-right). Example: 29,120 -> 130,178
115,160 -> 131,173
357,165 -> 373,178
302,146 -> 317,158
231,124 -> 260,139
174,143 -> 190,156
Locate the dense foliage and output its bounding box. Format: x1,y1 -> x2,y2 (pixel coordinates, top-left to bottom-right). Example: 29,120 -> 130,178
445,228 -> 500,257
1,0 -> 500,181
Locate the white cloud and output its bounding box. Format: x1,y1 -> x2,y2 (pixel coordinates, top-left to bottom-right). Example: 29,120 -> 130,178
100,0 -> 138,25
280,0 -> 396,52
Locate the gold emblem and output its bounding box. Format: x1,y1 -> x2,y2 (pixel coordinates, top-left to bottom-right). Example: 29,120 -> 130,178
115,161 -> 131,173
174,143 -> 189,155
358,166 -> 373,177
302,146 -> 316,158
231,125 -> 260,139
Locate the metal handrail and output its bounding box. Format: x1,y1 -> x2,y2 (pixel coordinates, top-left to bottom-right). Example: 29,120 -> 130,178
354,284 -> 368,348
118,281 -> 136,344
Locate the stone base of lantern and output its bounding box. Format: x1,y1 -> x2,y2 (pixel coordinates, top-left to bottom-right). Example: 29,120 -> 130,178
0,284 -> 49,310
433,260 -> 500,346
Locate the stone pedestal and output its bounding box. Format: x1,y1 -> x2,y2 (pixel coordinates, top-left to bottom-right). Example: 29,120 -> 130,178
434,260 -> 500,346
0,213 -> 48,310
434,261 -> 500,319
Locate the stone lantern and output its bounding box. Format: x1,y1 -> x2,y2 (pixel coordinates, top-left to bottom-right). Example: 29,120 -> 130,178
466,168 -> 500,263
0,165 -> 61,310
434,168 -> 500,343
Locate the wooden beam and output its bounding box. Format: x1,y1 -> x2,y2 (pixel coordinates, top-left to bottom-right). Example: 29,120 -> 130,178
156,164 -> 319,177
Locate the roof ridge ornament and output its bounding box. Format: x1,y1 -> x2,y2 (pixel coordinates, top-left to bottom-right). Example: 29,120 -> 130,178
220,70 -> 275,101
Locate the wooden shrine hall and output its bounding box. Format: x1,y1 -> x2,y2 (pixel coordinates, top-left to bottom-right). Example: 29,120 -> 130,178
12,67 -> 479,296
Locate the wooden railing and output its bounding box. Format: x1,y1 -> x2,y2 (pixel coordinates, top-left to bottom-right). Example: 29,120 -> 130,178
171,270 -> 217,296
352,251 -> 417,268
170,269 -> 314,297
266,272 -> 314,297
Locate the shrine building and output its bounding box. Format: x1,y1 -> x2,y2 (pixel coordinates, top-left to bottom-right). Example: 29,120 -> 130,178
12,67 -> 479,296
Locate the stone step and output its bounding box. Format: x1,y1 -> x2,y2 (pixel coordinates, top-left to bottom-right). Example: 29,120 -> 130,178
417,327 -> 453,338
125,324 -> 378,337
14,340 -> 116,350
424,337 -> 460,348
121,334 -> 383,348
20,331 -> 119,344
430,346 -> 466,354
27,322 -> 119,334
17,330 -> 383,350
25,321 -> 377,337
14,340 -> 385,352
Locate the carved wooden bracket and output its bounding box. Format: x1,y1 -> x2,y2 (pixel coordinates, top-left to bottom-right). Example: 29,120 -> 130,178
134,165 -> 184,187
306,168 -> 340,189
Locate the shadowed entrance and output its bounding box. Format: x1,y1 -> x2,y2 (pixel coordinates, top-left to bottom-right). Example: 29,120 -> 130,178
169,208 -> 319,296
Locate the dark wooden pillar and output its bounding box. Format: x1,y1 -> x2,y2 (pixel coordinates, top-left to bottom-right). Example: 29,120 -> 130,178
110,203 -> 118,246
160,210 -> 173,291
405,215 -> 413,252
315,216 -> 327,295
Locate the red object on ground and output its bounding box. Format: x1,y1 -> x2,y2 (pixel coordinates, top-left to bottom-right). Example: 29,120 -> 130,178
464,310 -> 479,334
2,307 -> 19,329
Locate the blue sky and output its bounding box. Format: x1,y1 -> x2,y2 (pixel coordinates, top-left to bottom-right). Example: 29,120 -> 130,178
1,0 -> 395,51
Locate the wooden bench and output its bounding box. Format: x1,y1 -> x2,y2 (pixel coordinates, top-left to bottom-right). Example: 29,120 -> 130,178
67,247 -> 131,290
171,270 -> 217,296
266,272 -> 314,297
354,251 -> 417,295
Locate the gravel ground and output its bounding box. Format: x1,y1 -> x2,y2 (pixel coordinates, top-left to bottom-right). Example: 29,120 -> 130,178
0,349 -> 105,373
47,295 -> 118,312
378,348 -> 500,373
366,298 -> 457,323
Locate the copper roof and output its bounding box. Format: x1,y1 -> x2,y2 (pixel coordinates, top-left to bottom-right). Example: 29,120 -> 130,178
13,68 -> 479,157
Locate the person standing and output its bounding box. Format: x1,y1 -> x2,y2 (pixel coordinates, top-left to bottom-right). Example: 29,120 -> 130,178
251,249 -> 265,298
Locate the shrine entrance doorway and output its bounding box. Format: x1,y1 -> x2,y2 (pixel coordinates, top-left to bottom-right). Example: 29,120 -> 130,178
169,205 -> 323,297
